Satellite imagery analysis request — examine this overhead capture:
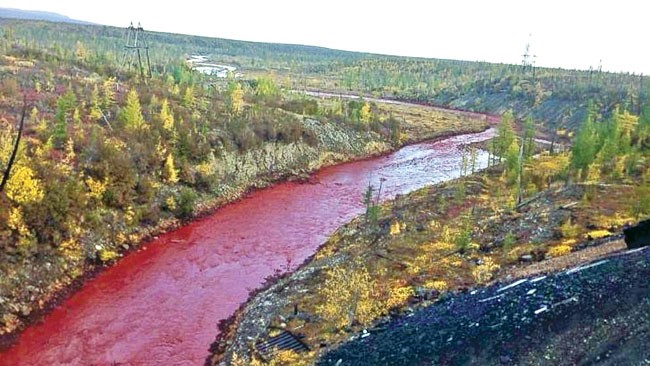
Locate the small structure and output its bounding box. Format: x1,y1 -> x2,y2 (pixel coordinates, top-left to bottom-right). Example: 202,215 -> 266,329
255,329 -> 309,361
624,219 -> 650,249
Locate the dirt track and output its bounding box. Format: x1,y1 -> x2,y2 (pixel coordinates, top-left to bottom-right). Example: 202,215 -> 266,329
318,246 -> 650,366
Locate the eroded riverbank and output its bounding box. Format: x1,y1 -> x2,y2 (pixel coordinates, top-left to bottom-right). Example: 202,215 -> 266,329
0,124 -> 494,364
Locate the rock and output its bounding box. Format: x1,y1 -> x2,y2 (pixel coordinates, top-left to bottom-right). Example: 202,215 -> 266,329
624,219 -> 650,249
500,355 -> 512,364
520,254 -> 533,262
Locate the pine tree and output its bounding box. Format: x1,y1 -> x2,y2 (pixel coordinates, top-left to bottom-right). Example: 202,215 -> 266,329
570,107 -> 597,179
182,86 -> 195,108
359,102 -> 371,125
495,110 -> 516,162
522,116 -> 535,159
89,85 -> 103,121
159,99 -> 175,133
226,82 -> 244,115
162,153 -> 179,184
121,89 -> 145,130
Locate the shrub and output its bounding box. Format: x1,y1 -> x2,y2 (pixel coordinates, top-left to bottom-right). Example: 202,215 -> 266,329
560,217 -> 580,238
385,285 -> 414,308
454,229 -> 472,253
424,279 -> 448,292
547,244 -> 572,257
502,231 -> 516,251
471,257 -> 500,284
176,187 -> 197,219
585,230 -> 611,240
389,220 -> 401,235
98,248 -> 119,262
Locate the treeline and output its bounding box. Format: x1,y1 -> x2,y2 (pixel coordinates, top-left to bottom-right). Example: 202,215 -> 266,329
314,58 -> 647,132
2,18 -> 645,136
0,18 -> 368,74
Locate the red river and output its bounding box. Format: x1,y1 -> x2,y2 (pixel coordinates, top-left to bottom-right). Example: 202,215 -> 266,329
0,128 -> 495,366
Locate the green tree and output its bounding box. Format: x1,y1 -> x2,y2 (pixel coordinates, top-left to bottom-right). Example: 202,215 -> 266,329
182,86 -> 195,108
522,116 -> 535,159
570,107 -> 598,179
52,90 -> 76,147
505,138 -> 521,184
89,85 -> 103,121
495,110 -> 515,162
120,89 -> 145,130
254,77 -> 280,103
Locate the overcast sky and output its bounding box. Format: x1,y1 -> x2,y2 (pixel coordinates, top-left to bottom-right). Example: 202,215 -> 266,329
3,0 -> 648,74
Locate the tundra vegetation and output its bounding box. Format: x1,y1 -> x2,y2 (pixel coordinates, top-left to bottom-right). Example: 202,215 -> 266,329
0,18 -> 647,360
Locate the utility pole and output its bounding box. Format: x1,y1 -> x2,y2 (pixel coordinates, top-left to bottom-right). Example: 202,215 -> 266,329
521,34 -> 537,77
122,22 -> 152,79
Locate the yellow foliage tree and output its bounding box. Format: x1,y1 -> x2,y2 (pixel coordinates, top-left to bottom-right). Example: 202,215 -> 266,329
359,102 -> 371,124
616,108 -> 639,138
89,85 -> 103,121
101,77 -> 116,110
182,86 -> 195,108
385,284 -> 414,309
226,82 -> 244,115
5,165 -> 44,205
316,260 -> 383,329
547,245 -> 572,257
159,99 -> 175,133
74,41 -> 86,61
162,153 -> 179,184
121,89 -> 145,130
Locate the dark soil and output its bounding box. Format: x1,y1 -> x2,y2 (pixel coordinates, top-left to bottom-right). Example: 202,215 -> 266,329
318,247 -> 650,366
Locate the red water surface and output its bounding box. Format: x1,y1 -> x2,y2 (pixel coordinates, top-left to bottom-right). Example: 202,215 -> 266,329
0,128 -> 494,366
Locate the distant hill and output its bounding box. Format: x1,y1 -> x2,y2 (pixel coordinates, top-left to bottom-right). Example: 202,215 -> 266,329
0,17 -> 645,132
0,7 -> 94,25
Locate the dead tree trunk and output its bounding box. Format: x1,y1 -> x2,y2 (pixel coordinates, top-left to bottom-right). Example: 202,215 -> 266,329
0,97 -> 27,193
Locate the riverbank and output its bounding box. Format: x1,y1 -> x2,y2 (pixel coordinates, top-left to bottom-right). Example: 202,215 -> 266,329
208,152 -> 646,365
0,94 -> 490,364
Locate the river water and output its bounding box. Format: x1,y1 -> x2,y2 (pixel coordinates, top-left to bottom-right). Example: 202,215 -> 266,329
0,128 -> 495,365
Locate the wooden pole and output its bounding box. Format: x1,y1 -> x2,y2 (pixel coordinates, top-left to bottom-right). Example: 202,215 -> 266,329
0,96 -> 27,193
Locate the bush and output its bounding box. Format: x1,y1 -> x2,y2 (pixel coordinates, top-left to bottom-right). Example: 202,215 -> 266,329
471,257 -> 500,284
176,187 -> 197,219
547,244 -> 572,257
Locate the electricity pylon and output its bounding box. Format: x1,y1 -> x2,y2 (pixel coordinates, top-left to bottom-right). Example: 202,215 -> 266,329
122,22 -> 152,79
